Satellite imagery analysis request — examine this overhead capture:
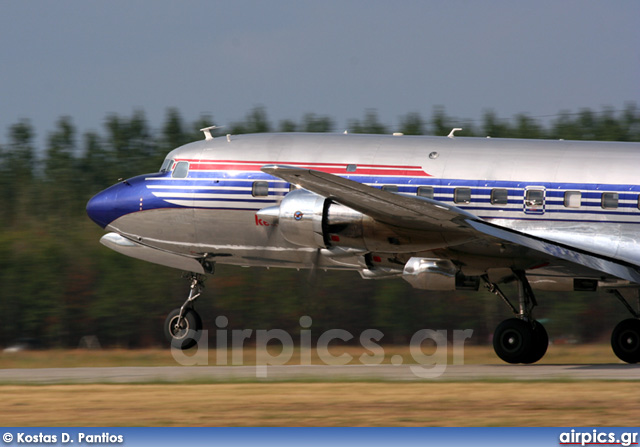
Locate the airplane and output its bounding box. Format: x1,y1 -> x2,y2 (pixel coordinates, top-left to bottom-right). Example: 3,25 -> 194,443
86,127 -> 640,364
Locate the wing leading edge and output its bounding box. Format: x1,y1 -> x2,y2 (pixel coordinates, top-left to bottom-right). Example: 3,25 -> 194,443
261,164 -> 640,284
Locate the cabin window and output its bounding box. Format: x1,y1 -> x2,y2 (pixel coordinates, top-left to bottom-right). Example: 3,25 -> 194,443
252,181 -> 269,197
524,188 -> 545,214
601,192 -> 618,209
454,188 -> 471,204
491,189 -> 508,205
564,191 -> 581,208
381,185 -> 399,193
160,158 -> 174,173
417,186 -> 434,199
172,161 -> 189,178
525,189 -> 544,207
346,164 -> 357,172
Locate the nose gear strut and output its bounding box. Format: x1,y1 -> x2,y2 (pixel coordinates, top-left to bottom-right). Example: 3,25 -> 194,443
164,273 -> 207,350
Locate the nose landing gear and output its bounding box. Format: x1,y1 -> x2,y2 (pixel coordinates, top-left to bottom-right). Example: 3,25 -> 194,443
164,273 -> 206,350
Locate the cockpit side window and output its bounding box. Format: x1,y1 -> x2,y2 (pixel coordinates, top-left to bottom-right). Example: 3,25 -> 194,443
160,159 -> 174,173
172,161 -> 190,178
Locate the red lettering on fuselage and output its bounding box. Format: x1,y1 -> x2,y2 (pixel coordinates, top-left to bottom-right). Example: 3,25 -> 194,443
255,215 -> 270,226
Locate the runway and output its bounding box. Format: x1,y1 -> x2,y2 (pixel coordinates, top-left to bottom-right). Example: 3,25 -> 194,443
1,363 -> 639,384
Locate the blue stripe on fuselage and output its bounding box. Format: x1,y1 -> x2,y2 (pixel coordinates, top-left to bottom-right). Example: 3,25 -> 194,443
89,169 -> 640,228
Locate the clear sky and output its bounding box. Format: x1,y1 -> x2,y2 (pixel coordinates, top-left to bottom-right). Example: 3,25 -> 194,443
1,0 -> 639,145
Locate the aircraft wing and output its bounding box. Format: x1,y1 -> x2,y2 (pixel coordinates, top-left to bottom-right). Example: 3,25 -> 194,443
261,165 -> 640,284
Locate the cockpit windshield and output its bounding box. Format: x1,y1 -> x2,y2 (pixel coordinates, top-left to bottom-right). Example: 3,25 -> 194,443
172,161 -> 189,178
160,159 -> 174,173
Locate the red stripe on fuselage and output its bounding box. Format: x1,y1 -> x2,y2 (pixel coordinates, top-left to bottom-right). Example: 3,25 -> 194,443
176,159 -> 431,177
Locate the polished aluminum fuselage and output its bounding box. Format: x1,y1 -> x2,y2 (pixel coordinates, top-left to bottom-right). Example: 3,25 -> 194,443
89,133 -> 640,279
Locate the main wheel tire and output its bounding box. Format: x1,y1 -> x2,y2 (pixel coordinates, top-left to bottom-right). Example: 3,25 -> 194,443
493,318 -> 535,364
524,321 -> 548,364
611,318 -> 640,364
164,308 -> 203,350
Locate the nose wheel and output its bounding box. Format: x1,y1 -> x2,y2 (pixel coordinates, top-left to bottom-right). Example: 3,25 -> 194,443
164,273 -> 206,350
164,308 -> 202,349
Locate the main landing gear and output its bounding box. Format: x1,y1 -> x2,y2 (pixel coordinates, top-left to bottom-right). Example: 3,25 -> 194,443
482,270 -> 548,364
164,273 -> 206,349
608,290 -> 640,364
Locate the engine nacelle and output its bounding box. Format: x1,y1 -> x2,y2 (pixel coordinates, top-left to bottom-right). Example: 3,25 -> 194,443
277,189 -> 327,248
256,189 -> 451,253
270,189 -> 399,251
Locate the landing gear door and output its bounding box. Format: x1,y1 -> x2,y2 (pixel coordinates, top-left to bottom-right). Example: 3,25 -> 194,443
523,186 -> 545,215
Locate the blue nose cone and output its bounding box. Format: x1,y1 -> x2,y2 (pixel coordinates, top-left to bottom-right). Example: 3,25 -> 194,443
86,185 -> 120,229
87,180 -> 142,229
87,174 -> 158,228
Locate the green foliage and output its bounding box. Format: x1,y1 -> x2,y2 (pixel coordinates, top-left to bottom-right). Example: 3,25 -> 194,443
300,113 -> 334,133
278,113 -> 334,133
0,120 -> 37,226
0,105 -> 638,348
398,112 -> 425,136
230,106 -> 272,135
348,109 -> 387,134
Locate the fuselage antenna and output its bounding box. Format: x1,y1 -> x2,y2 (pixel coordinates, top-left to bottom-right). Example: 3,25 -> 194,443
200,125 -> 223,141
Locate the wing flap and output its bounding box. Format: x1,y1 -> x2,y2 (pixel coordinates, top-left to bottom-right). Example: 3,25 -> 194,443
466,220 -> 640,283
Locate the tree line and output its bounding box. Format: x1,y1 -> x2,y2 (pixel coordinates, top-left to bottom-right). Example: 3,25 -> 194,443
1,104 -> 639,348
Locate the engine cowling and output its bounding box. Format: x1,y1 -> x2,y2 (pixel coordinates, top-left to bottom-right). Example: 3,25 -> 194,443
277,189 -> 326,248
257,189 -> 393,251
256,189 -> 451,253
